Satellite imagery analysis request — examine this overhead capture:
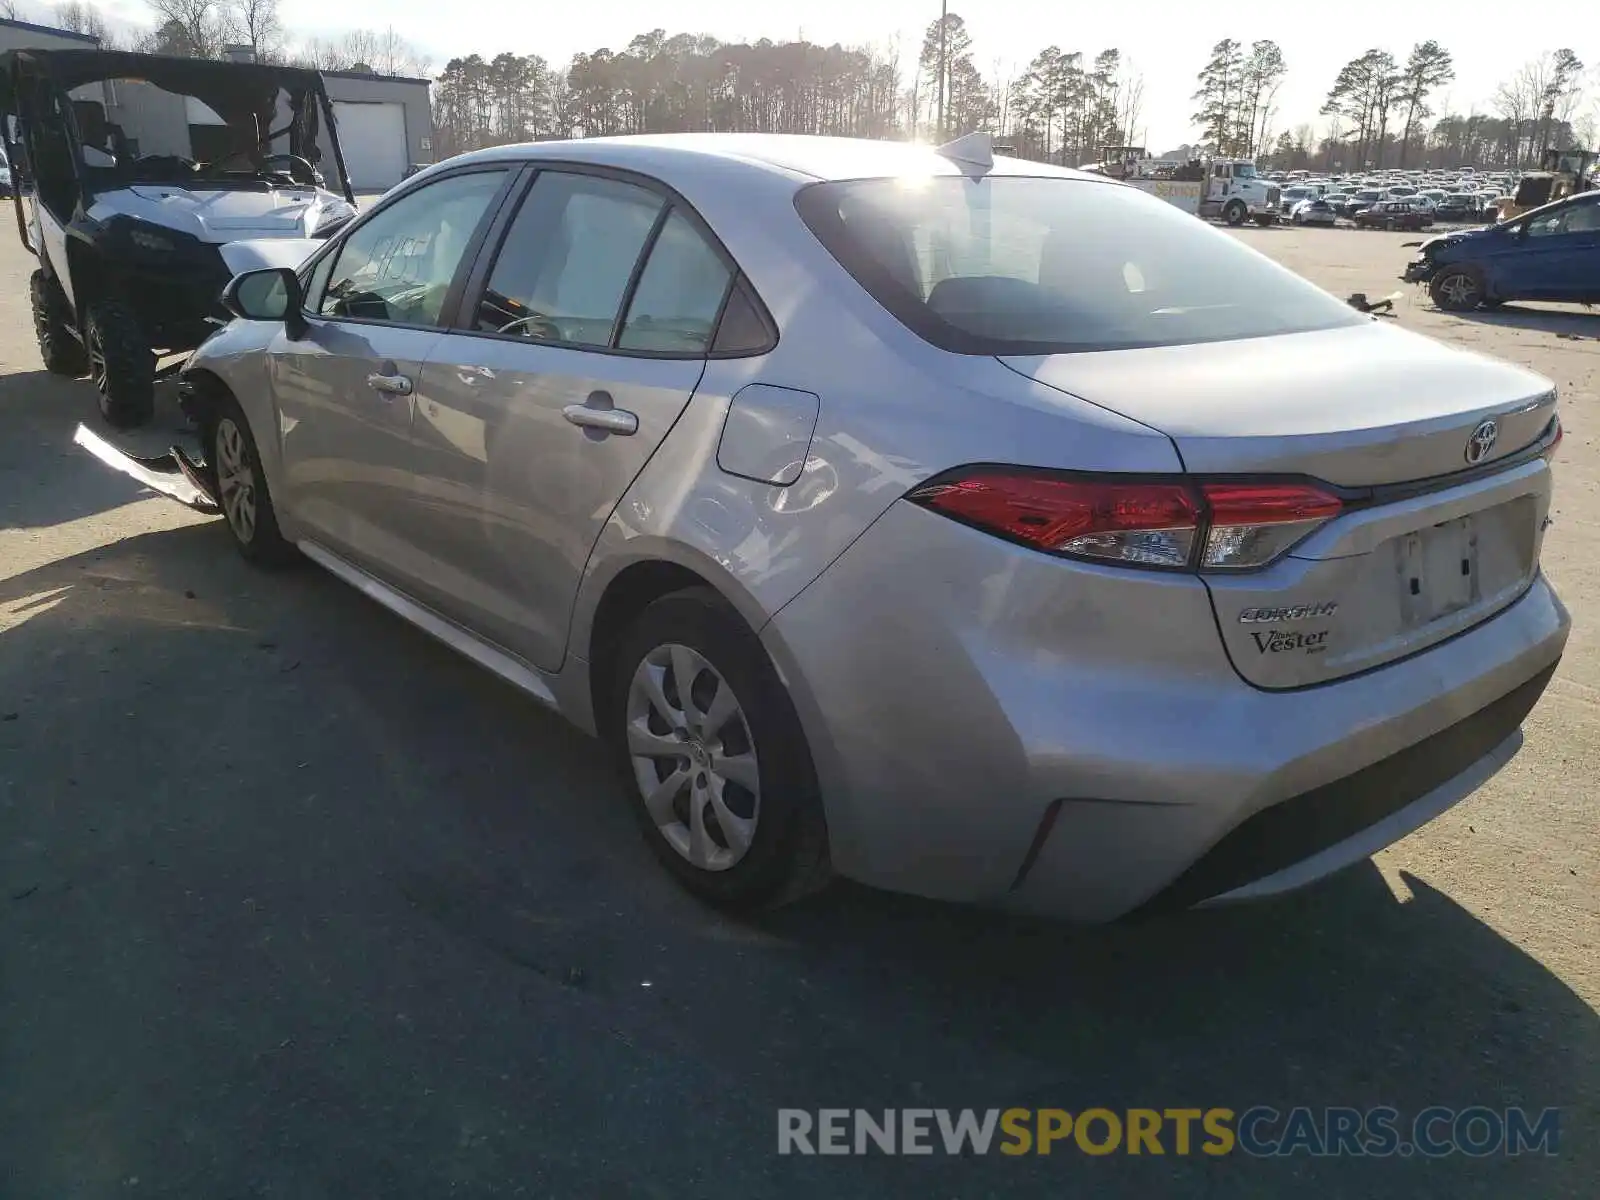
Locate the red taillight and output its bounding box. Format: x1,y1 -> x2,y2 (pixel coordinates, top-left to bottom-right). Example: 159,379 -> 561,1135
908,471 -> 1343,572
908,472 -> 1200,567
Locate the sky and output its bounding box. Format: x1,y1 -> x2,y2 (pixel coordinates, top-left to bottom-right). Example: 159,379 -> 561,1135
36,0 -> 1600,150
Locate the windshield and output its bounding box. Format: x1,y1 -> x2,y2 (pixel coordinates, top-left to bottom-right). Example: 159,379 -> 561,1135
1232,163 -> 1257,179
794,175 -> 1363,355
64,75 -> 338,194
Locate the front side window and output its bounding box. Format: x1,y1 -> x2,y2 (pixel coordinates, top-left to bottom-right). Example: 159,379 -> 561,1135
318,170 -> 505,326
1527,197 -> 1600,237
475,171 -> 664,348
796,175 -> 1363,355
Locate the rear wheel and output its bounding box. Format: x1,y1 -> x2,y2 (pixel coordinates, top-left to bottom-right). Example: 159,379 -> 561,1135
85,297 -> 155,428
1431,267 -> 1484,312
606,587 -> 829,911
30,270 -> 87,376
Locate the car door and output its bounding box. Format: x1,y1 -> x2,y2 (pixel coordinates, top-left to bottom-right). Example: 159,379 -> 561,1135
402,167 -> 740,671
267,165 -> 514,581
1494,203 -> 1585,299
1543,194 -> 1600,300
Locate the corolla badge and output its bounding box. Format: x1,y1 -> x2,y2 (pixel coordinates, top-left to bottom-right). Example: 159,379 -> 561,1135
1465,419 -> 1499,465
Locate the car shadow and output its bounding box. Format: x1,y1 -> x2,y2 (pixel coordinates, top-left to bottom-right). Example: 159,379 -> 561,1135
0,368 -> 193,532
1438,303 -> 1600,338
0,527 -> 1594,1198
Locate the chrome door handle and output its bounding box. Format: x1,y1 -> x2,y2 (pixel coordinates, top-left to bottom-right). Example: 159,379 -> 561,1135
563,392 -> 638,436
366,372 -> 414,396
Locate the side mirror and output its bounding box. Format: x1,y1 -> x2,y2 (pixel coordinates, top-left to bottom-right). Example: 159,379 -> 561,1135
221,267 -> 307,339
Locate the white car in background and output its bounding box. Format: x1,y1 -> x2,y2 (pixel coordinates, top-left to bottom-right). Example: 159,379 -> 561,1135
1290,197 -> 1339,226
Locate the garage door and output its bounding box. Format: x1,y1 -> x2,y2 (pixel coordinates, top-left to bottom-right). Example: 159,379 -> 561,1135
332,102 -> 408,190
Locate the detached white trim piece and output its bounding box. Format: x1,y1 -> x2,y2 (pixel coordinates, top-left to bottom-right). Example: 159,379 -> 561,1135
73,422 -> 215,510
298,539 -> 558,707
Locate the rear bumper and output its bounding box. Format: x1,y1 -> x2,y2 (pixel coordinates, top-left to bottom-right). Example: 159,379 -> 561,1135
763,500 -> 1570,922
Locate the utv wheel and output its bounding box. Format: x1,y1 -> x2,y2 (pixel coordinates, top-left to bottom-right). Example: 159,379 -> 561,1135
210,392 -> 297,566
30,270 -> 87,376
1223,200 -> 1247,226
1431,267 -> 1483,312
85,297 -> 155,428
607,587 -> 829,911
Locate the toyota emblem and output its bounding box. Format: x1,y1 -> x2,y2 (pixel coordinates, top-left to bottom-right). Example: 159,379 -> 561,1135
1465,420 -> 1498,465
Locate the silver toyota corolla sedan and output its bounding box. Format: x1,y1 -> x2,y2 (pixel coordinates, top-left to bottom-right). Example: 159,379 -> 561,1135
146,133 -> 1567,920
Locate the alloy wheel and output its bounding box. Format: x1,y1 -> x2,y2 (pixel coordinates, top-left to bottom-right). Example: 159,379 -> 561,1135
1440,272 -> 1479,308
626,643 -> 760,872
86,322 -> 107,396
215,417 -> 258,544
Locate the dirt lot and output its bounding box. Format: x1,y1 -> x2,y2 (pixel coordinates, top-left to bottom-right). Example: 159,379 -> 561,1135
1,223 -> 1596,1198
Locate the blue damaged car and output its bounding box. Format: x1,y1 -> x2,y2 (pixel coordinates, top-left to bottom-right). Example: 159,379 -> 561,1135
1403,188 -> 1600,311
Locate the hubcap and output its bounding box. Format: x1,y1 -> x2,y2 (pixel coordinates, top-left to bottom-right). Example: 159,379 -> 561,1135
215,417 -> 258,543
625,643 -> 760,872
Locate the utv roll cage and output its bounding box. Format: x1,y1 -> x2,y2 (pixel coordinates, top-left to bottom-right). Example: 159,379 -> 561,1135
0,47 -> 355,248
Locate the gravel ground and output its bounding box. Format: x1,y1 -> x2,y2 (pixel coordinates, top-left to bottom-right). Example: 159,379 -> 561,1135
0,221 -> 1595,1198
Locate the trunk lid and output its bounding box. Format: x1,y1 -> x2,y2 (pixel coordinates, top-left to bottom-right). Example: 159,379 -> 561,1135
1000,321 -> 1553,487
1001,322 -> 1557,687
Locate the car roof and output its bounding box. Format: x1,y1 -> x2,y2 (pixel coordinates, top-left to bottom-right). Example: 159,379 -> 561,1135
441,133 -> 1102,186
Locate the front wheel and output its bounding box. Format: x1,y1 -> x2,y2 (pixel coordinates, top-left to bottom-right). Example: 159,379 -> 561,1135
210,392 -> 298,566
1223,200 -> 1247,226
607,588 -> 829,911
85,297 -> 155,428
1430,267 -> 1484,312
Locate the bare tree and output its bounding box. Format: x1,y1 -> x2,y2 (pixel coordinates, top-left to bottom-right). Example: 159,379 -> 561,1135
224,0 -> 283,62
1493,67 -> 1539,166
372,26 -> 430,77
0,0 -> 20,20
292,27 -> 428,77
1117,58 -> 1145,148
56,0 -> 111,42
145,0 -> 226,58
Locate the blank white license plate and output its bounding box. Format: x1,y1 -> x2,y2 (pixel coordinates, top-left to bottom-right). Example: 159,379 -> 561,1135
1398,516 -> 1479,627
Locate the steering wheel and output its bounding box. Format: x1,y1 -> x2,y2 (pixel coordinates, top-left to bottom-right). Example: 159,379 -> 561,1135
262,154 -> 319,186
498,312 -> 562,340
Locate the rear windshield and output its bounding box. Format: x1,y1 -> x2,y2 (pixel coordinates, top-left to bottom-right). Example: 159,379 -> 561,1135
794,175 -> 1361,355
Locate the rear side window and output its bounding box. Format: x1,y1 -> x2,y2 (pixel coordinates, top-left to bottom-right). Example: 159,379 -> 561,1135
617,209 -> 732,353
795,176 -> 1362,355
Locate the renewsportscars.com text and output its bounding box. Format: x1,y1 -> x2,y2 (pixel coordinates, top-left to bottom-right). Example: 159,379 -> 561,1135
777,1106 -> 1560,1158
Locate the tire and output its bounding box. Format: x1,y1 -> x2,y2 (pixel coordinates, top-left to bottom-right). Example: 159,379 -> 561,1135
1253,214 -> 1274,227
1223,200 -> 1247,226
209,390 -> 297,566
1430,267 -> 1484,312
605,587 -> 830,911
85,297 -> 155,428
31,270 -> 88,376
